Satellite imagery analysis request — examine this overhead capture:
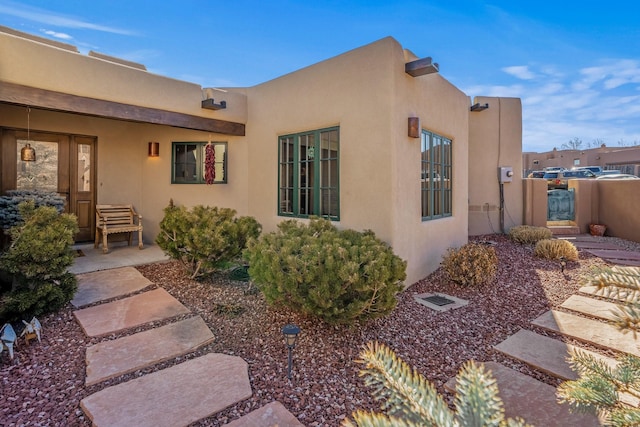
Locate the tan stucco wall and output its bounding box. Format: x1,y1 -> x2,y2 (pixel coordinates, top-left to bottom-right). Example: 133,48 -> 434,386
243,37 -> 470,284
468,97 -> 523,235
596,180 -> 640,242
523,178 -> 548,227
2,30 -> 523,286
0,104 -> 249,240
0,31 -> 247,123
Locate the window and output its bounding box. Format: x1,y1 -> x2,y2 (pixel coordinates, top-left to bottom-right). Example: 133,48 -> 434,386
171,142 -> 227,184
278,127 -> 339,219
421,130 -> 452,220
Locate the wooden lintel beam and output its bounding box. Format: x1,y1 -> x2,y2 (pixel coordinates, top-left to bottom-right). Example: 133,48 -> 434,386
0,81 -> 245,136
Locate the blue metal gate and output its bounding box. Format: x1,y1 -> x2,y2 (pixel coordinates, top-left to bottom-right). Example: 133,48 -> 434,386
548,189 -> 575,221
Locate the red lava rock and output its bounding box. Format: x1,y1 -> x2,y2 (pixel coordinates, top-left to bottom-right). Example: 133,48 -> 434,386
1,234 -> 637,426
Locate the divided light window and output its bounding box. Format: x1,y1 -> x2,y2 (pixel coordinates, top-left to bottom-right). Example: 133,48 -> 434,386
421,130 -> 452,220
279,127 -> 339,220
171,142 -> 227,184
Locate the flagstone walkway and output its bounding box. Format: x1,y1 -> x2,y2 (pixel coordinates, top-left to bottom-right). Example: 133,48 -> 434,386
477,234 -> 640,426
72,266 -> 303,427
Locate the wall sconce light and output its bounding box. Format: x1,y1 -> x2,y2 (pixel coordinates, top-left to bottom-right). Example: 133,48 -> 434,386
408,117 -> 420,138
282,324 -> 300,379
470,103 -> 489,112
148,142 -> 159,157
405,57 -> 439,77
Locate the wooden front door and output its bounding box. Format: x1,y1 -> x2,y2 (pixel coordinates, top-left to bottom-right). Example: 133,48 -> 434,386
1,129 -> 96,242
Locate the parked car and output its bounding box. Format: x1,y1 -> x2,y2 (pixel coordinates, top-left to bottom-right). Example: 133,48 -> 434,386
595,174 -> 640,180
544,169 -> 597,189
527,170 -> 545,178
572,166 -> 603,175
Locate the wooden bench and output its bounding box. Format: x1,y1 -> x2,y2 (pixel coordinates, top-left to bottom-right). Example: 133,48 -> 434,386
94,204 -> 143,254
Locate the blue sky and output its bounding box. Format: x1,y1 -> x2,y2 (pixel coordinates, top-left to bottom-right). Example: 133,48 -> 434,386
1,1 -> 639,152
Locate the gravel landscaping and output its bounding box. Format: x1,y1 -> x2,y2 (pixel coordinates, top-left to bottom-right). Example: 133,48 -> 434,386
2,234 -> 639,426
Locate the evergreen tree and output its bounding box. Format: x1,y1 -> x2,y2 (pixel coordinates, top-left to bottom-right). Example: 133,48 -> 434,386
0,201 -> 78,321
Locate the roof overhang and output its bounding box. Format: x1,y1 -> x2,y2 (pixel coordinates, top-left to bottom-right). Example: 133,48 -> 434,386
0,81 -> 245,136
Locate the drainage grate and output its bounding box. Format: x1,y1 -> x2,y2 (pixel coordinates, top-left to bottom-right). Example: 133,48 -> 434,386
421,295 -> 455,306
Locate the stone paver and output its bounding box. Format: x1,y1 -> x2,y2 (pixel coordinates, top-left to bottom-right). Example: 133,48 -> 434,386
579,286 -> 633,302
85,316 -> 214,386
532,310 -> 640,357
585,249 -> 640,261
570,241 -> 624,250
72,266 -> 152,308
445,362 -> 601,426
73,288 -> 190,337
223,402 -> 304,427
81,353 -> 252,427
606,258 -> 640,266
561,294 -> 622,322
495,329 -> 617,380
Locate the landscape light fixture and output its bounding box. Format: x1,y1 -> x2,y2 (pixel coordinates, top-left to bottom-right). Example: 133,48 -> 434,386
470,103 -> 489,112
282,324 -> 300,379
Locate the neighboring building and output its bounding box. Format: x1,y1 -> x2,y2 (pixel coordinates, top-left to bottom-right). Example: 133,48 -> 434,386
0,26 -> 523,285
523,145 -> 640,177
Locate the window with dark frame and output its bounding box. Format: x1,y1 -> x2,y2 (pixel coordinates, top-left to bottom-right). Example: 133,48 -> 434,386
421,130 -> 452,220
278,127 -> 339,219
171,142 -> 227,184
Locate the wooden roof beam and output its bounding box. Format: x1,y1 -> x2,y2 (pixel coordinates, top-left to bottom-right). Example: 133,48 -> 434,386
0,81 -> 245,136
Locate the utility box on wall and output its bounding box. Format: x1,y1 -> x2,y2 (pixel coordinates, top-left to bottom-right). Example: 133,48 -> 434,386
499,166 -> 514,183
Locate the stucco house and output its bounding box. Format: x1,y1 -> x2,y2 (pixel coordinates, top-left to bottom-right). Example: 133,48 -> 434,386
0,26 -> 523,285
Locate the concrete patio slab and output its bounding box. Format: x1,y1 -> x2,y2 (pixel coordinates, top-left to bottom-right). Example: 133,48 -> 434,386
532,310 -> 640,357
495,329 -> 617,381
72,266 -> 153,308
69,242 -> 170,275
445,362 -> 601,426
81,353 -> 252,427
73,288 -> 190,337
561,294 -> 622,322
85,316 -> 214,386
223,402 -> 304,427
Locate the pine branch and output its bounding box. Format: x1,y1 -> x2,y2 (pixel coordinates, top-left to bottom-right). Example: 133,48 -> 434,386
356,341 -> 456,426
454,360 -> 505,427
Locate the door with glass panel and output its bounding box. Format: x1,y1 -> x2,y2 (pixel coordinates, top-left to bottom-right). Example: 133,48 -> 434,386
2,129 -> 96,242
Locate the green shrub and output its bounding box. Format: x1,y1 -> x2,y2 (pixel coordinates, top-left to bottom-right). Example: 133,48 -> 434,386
155,201 -> 261,280
534,239 -> 578,261
0,201 -> 78,322
244,217 -> 407,325
0,190 -> 65,232
442,242 -> 498,287
508,225 -> 553,245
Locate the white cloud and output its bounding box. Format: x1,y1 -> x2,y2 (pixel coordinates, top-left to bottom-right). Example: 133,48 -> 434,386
502,65 -> 536,80
0,1 -> 135,35
41,29 -> 73,40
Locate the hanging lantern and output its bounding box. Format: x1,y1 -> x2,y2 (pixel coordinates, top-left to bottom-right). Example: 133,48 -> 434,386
21,143 -> 36,161
21,107 -> 36,162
